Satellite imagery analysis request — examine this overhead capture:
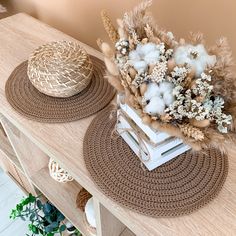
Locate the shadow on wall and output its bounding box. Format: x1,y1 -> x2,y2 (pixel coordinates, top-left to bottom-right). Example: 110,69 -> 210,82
3,0 -> 236,69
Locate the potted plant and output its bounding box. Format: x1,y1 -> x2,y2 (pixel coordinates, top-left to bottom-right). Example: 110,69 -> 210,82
10,193 -> 80,236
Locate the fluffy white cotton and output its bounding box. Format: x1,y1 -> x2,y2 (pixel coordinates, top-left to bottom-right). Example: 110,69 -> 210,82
129,43 -> 161,73
85,197 -> 96,228
143,83 -> 160,100
144,96 -> 166,115
143,82 -> 175,116
174,44 -> 216,77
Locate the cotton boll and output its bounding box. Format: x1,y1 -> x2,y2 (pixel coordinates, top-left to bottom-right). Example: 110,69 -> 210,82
144,96 -> 165,116
174,44 -> 216,77
128,43 -> 162,74
159,81 -> 174,93
85,197 -> 96,228
163,92 -> 175,106
129,50 -> 141,61
132,60 -> 148,73
143,83 -> 160,101
139,43 -> 157,55
144,50 -> 160,64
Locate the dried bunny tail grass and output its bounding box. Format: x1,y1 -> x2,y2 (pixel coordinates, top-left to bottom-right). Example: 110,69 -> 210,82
101,10 -> 119,44
209,37 -> 236,102
188,32 -> 205,45
117,18 -> 128,39
104,73 -> 124,92
104,57 -> 119,76
179,124 -> 205,141
123,0 -> 156,38
97,39 -> 114,58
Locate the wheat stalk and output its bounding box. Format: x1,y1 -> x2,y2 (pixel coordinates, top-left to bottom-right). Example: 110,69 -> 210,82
179,123 -> 204,141
101,10 -> 119,44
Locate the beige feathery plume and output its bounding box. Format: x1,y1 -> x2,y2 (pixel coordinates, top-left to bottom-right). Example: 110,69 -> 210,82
179,124 -> 204,141
104,73 -> 124,92
101,10 -> 119,44
209,37 -> 236,103
123,0 -> 154,37
189,32 -> 205,45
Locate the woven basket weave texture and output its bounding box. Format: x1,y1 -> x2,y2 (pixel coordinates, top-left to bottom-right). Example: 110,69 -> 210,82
27,41 -> 93,97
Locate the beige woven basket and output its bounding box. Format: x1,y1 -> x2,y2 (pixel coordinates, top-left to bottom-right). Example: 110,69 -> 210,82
27,41 -> 93,97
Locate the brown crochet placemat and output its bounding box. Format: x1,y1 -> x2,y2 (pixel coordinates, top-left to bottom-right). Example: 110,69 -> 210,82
5,56 -> 115,123
84,107 -> 228,217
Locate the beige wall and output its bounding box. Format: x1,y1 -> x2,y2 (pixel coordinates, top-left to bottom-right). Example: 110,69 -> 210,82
4,0 -> 236,63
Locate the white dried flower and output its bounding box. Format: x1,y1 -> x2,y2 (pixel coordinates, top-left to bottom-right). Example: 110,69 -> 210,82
174,44 -> 216,76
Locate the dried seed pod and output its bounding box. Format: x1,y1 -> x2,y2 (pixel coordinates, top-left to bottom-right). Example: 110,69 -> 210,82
129,67 -> 137,79
151,120 -> 160,130
141,38 -> 148,44
130,84 -> 138,94
148,64 -> 155,74
179,38 -> 185,45
183,76 -> 192,88
101,42 -> 114,58
136,108 -> 142,116
190,79 -> 197,89
190,119 -> 210,128
188,68 -> 196,78
196,96 -> 205,103
142,114 -> 152,125
160,114 -> 172,123
139,83 -> 147,96
136,96 -> 143,105
167,59 -> 176,71
126,74 -> 132,84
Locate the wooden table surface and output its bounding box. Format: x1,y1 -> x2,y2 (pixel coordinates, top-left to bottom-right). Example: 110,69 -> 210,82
0,13 -> 236,236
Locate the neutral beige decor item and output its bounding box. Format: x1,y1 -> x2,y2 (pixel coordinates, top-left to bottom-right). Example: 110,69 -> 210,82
5,57 -> 115,123
48,158 -> 74,183
27,41 -> 93,97
84,106 -> 228,217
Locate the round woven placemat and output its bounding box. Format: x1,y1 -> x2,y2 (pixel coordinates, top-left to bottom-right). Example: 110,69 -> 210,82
84,107 -> 228,217
5,56 -> 115,123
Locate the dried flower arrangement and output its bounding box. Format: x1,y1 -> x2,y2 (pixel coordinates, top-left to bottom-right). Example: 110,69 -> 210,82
98,0 -> 236,153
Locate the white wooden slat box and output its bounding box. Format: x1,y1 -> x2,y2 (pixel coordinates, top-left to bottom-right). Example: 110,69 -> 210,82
117,94 -> 191,171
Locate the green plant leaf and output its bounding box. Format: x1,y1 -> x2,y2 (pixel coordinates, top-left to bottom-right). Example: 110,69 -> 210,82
43,203 -> 52,214
59,224 -> 66,232
29,213 -> 36,221
36,200 -> 42,210
56,212 -> 65,222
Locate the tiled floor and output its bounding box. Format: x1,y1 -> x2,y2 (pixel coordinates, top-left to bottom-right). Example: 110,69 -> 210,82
0,168 -> 30,236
